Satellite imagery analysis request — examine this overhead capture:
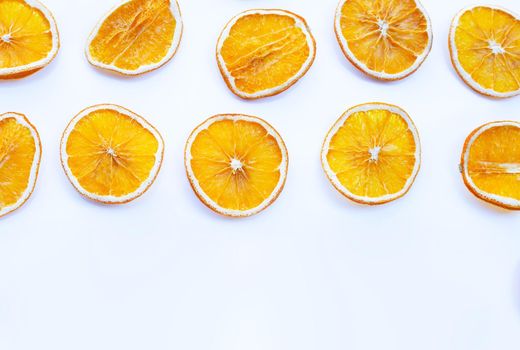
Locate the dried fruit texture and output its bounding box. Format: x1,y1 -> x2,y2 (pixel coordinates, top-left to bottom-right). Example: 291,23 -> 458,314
61,105 -> 164,204
87,0 -> 182,75
335,0 -> 432,80
185,115 -> 288,217
217,9 -> 316,99
0,113 -> 41,218
0,0 -> 59,79
450,6 -> 520,98
461,122 -> 520,210
322,103 -> 421,205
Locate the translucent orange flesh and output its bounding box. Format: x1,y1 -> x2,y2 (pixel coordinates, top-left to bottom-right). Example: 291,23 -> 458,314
0,0 -> 53,70
339,0 -> 429,75
65,109 -> 160,198
88,0 -> 176,71
0,117 -> 37,209
220,13 -> 311,94
454,7 -> 520,93
190,119 -> 283,211
326,109 -> 417,199
466,125 -> 520,201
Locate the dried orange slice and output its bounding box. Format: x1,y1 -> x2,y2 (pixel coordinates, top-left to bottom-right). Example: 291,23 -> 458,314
0,113 -> 41,218
0,0 -> 59,79
216,9 -> 316,99
334,0 -> 432,80
461,121 -> 520,210
86,0 -> 183,76
60,105 -> 164,204
449,6 -> 520,98
185,114 -> 288,217
321,103 -> 421,205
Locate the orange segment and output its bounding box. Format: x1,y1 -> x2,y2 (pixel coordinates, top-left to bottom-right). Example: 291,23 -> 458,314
185,115 -> 288,217
461,121 -> 520,209
217,9 -> 316,99
0,0 -> 59,79
61,105 -> 164,204
450,6 -> 520,97
87,0 -> 182,75
0,113 -> 41,217
335,0 -> 432,80
322,103 -> 421,205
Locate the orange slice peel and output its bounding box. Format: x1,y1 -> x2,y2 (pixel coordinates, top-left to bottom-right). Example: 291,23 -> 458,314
0,0 -> 59,79
60,104 -> 164,204
322,103 -> 421,205
0,112 -> 41,218
449,5 -> 520,98
185,114 -> 288,217
461,121 -> 520,210
216,9 -> 316,99
86,0 -> 183,76
334,0 -> 433,80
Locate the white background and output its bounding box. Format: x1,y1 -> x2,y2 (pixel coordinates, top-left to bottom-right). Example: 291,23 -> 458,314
0,0 -> 519,349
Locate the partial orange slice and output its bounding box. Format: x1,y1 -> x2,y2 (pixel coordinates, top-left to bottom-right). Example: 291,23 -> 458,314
0,0 -> 59,79
322,103 -> 421,205
216,9 -> 316,99
449,6 -> 520,98
461,121 -> 520,210
86,0 -> 183,76
185,114 -> 288,217
0,113 -> 41,218
60,105 -> 164,204
334,0 -> 432,80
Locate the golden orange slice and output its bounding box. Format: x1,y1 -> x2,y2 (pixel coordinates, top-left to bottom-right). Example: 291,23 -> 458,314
185,114 -> 288,217
461,121 -> 520,210
449,6 -> 520,98
0,0 -> 59,79
0,112 -> 41,218
335,0 -> 432,80
216,9 -> 316,99
86,0 -> 183,76
322,103 -> 421,205
60,105 -> 164,204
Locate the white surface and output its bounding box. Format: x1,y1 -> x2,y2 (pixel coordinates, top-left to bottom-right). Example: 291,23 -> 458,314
0,0 -> 519,349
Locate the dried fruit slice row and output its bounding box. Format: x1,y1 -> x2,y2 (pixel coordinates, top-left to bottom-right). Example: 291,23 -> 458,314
0,112 -> 41,217
60,104 -> 164,204
185,114 -> 288,217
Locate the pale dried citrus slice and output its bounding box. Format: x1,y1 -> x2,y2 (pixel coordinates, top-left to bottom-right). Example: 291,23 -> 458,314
216,9 -> 316,99
0,0 -> 59,79
60,105 -> 164,204
334,0 -> 432,80
461,121 -> 520,210
449,6 -> 520,98
86,0 -> 183,76
321,103 -> 421,205
185,114 -> 288,217
0,112 -> 41,218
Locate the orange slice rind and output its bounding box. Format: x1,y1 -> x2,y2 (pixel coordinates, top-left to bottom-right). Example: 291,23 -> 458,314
60,104 -> 164,204
0,0 -> 59,79
322,103 -> 421,205
216,9 -> 316,99
461,121 -> 520,210
449,6 -> 520,98
0,112 -> 41,218
185,114 -> 288,217
334,0 -> 433,80
86,0 -> 183,76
